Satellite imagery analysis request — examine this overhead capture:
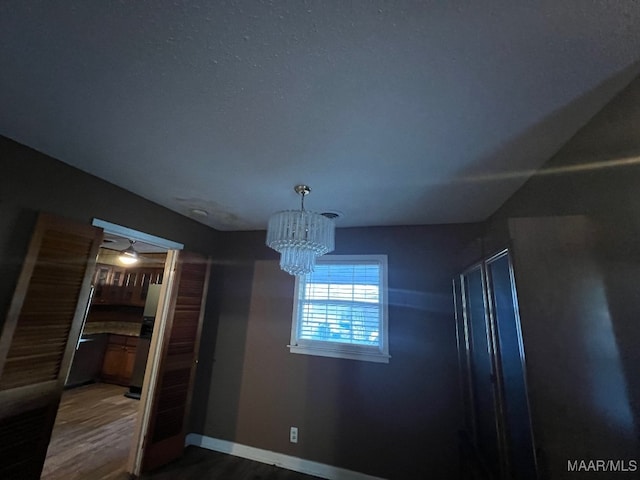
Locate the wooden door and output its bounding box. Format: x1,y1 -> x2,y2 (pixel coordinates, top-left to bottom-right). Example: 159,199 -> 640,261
139,251 -> 210,472
0,213 -> 102,479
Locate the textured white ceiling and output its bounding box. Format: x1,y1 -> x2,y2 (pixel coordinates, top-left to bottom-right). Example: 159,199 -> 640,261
1,1 -> 639,230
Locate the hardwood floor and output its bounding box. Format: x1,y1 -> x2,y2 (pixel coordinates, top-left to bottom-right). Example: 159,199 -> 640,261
143,447 -> 323,480
42,382 -> 322,480
42,382 -> 139,480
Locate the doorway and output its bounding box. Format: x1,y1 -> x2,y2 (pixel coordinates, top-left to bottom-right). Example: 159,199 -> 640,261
0,213 -> 209,479
41,220 -> 182,479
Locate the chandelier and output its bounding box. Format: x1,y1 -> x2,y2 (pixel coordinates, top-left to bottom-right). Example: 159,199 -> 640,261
266,185 -> 335,276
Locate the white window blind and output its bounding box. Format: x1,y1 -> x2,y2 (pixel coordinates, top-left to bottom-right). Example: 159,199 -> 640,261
290,255 -> 390,363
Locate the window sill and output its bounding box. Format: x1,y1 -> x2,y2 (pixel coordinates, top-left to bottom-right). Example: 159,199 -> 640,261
288,344 -> 390,364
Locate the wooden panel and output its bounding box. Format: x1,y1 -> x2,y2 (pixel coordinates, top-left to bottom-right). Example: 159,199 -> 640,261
0,404 -> 56,479
101,335 -> 139,386
151,366 -> 192,442
102,344 -> 125,380
141,251 -> 210,472
1,229 -> 94,390
0,213 -> 102,480
109,335 -> 128,346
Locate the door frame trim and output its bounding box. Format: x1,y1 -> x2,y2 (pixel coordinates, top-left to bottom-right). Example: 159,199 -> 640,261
91,217 -> 186,476
91,219 -> 184,251
127,249 -> 181,476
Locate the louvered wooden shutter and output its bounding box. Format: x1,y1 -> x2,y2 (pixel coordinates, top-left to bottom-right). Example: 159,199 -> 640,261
141,251 -> 210,472
0,213 -> 102,479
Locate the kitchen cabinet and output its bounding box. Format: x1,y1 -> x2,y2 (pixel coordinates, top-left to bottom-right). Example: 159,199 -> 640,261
122,267 -> 164,306
92,263 -> 163,306
101,334 -> 139,386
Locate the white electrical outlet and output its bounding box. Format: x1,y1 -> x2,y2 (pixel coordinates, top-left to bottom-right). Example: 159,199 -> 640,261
290,426 -> 298,443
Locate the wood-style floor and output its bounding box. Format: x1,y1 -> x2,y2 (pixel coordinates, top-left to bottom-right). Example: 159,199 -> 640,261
42,382 -> 322,480
144,447 -> 323,480
42,382 -> 138,480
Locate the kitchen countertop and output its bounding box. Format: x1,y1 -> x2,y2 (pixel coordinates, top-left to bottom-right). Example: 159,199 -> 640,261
82,321 -> 141,337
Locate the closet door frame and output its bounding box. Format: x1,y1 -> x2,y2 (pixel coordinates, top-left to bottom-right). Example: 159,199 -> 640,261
457,248 -> 537,479
459,260 -> 507,477
485,249 -> 538,479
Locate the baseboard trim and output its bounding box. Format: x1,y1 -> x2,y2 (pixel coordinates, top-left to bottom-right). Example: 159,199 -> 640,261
185,433 -> 386,480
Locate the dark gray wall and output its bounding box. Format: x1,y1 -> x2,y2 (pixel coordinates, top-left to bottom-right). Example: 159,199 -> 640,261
192,224 -> 482,479
0,135 -> 222,333
484,76 -> 640,478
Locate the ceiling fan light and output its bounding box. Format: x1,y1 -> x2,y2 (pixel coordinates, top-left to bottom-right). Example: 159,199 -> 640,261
118,241 -> 139,265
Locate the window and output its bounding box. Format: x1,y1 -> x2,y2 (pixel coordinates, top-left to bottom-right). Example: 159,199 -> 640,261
290,255 -> 390,363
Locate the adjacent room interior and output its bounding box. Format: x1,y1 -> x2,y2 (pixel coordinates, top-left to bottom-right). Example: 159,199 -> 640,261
42,232 -> 168,479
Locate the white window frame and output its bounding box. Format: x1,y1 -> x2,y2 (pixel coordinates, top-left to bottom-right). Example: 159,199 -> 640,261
289,254 -> 390,363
